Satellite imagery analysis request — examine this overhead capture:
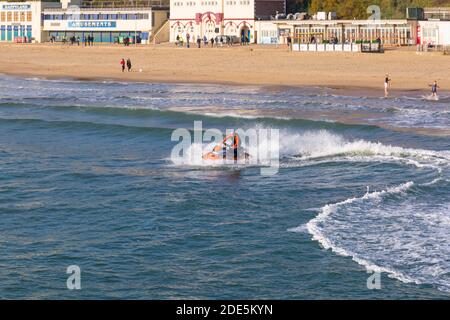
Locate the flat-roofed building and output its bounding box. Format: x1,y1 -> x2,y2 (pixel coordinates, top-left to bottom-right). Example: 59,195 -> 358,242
418,20 -> 450,46
266,19 -> 414,46
0,0 -> 169,43
0,1 -> 60,43
43,0 -> 169,43
169,0 -> 286,43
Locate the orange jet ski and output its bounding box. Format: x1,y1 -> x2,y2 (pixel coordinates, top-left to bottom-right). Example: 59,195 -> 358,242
202,132 -> 250,161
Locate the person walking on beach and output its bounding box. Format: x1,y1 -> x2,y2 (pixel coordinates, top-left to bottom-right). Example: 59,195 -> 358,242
210,37 -> 214,47
203,35 -> 208,46
126,58 -> 132,72
120,58 -> 125,72
197,36 -> 201,48
186,33 -> 190,48
429,80 -> 439,98
384,74 -> 391,98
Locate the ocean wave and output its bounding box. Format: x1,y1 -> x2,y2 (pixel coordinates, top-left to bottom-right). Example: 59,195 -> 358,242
299,181 -> 417,282
297,181 -> 450,292
284,130 -> 450,292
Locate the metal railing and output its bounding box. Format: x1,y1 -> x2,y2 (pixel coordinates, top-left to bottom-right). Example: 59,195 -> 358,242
417,44 -> 450,53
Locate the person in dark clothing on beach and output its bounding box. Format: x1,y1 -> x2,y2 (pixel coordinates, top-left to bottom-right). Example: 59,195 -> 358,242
126,58 -> 132,72
197,36 -> 201,48
429,80 -> 439,98
186,33 -> 190,48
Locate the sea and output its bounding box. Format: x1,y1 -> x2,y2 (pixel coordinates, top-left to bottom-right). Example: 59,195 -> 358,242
0,75 -> 449,299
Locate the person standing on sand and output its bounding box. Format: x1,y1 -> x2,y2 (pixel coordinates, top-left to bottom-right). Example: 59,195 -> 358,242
197,36 -> 201,48
186,33 -> 190,48
429,80 -> 439,98
384,74 -> 391,98
120,58 -> 125,72
126,58 -> 132,72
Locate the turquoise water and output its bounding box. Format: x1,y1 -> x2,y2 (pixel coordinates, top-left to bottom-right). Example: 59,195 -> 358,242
0,76 -> 449,299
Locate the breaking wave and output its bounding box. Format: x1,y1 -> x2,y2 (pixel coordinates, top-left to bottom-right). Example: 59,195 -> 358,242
286,130 -> 450,292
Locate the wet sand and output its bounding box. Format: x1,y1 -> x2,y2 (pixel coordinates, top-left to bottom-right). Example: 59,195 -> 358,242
0,43 -> 449,94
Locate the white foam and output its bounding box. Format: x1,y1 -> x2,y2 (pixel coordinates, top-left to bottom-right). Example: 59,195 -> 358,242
284,130 -> 450,291
301,182 -> 418,282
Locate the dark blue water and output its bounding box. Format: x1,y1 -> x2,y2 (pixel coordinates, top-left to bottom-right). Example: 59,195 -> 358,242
0,76 -> 449,299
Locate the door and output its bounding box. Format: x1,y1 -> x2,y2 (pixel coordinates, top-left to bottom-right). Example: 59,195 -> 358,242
7,26 -> 12,41
27,26 -> 33,40
13,25 -> 19,40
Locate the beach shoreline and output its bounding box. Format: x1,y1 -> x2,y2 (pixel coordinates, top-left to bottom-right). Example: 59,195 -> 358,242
1,43 -> 449,97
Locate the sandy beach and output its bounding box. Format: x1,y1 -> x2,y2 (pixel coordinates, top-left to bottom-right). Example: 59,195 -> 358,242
0,43 -> 449,94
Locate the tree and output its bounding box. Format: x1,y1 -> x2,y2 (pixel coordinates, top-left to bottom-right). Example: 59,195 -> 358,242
298,0 -> 450,19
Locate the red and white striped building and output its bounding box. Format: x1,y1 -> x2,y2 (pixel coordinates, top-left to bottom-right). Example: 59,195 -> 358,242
169,0 -> 285,43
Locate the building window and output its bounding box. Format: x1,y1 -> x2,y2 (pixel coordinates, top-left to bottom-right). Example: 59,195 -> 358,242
0,12 -> 5,22
13,12 -> 19,22
7,12 -> 12,22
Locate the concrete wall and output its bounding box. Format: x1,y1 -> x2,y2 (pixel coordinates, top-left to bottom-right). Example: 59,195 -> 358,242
153,9 -> 169,32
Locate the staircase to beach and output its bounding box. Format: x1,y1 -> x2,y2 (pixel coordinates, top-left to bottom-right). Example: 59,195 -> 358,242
150,20 -> 169,44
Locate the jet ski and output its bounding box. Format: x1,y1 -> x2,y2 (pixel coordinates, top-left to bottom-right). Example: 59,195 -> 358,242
202,133 -> 250,161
